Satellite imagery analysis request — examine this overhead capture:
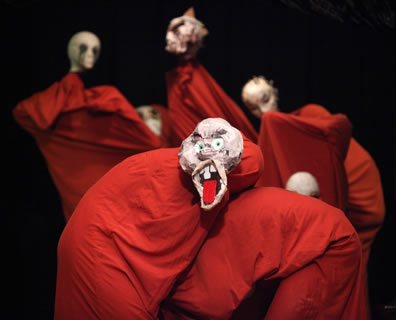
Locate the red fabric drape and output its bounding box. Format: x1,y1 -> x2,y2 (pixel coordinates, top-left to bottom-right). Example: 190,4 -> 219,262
293,103 -> 386,318
13,73 -> 165,221
255,110 -> 352,212
54,136 -> 264,319
161,187 -> 367,320
166,60 -> 258,146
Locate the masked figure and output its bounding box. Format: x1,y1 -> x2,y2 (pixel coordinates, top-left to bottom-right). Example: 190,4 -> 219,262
54,118 -> 263,319
165,8 -> 258,146
13,31 -> 164,221
136,104 -> 171,146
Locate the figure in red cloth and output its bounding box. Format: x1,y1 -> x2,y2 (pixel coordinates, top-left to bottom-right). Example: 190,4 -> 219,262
13,31 -> 166,221
160,186 -> 367,320
165,8 -> 258,146
242,76 -> 385,317
54,118 -> 263,319
293,103 -> 386,317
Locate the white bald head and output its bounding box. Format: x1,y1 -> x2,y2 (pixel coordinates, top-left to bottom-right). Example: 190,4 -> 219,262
285,171 -> 320,198
67,31 -> 101,73
241,76 -> 279,119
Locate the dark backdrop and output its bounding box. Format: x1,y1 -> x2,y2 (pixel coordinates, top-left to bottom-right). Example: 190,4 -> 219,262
4,0 -> 395,319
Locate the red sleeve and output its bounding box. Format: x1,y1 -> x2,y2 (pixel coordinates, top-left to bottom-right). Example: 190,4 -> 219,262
13,73 -> 163,220
255,111 -> 352,211
166,60 -> 258,146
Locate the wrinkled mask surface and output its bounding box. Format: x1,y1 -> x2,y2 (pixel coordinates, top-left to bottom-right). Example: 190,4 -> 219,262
165,14 -> 208,60
136,105 -> 162,136
179,118 -> 243,210
285,171 -> 320,199
241,76 -> 279,118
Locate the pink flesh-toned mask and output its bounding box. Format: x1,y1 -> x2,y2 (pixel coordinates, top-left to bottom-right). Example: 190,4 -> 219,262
179,118 -> 243,211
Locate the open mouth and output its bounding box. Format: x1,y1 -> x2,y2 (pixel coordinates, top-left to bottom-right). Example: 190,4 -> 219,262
192,159 -> 227,211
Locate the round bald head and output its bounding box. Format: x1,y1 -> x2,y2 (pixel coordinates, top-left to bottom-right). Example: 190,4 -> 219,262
241,76 -> 279,119
67,31 -> 101,73
285,171 -> 320,198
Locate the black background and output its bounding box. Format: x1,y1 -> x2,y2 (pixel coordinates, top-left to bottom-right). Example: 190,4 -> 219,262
4,0 -> 395,319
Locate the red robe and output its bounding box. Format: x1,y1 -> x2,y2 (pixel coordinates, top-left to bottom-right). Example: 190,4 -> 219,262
54,136 -> 264,319
293,103 -> 386,318
166,60 -> 258,146
255,110 -> 352,212
13,73 -> 166,221
160,187 -> 367,320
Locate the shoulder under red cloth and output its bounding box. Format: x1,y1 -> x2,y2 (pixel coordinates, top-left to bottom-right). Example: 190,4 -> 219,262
166,60 -> 258,146
294,104 -> 385,264
255,110 -> 352,211
54,136 -> 263,319
13,73 -> 164,221
294,104 -> 386,319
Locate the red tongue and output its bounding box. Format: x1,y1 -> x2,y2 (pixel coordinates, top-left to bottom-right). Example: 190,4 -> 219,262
203,180 -> 217,204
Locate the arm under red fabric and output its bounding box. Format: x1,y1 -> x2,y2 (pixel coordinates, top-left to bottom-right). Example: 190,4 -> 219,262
13,73 -> 163,220
54,136 -> 263,319
255,110 -> 352,211
166,60 -> 258,146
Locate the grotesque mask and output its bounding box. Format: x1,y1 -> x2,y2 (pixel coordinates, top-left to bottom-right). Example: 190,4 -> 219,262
241,76 -> 279,118
179,118 -> 243,210
67,31 -> 101,73
136,105 -> 162,136
165,7 -> 208,60
285,171 -> 320,199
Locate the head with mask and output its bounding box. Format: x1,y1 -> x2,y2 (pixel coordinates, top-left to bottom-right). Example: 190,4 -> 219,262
165,7 -> 208,60
136,105 -> 163,136
67,31 -> 101,73
241,76 -> 279,119
179,118 -> 243,211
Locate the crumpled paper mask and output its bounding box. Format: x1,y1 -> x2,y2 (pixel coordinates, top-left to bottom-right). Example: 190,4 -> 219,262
67,31 -> 101,73
136,105 -> 162,136
179,118 -> 243,210
241,76 -> 279,118
165,7 -> 208,60
285,171 -> 320,198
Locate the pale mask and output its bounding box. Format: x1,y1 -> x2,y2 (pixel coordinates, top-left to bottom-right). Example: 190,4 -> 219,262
241,76 -> 279,118
67,31 -> 101,73
165,8 -> 208,60
136,105 -> 162,136
285,171 -> 320,199
179,118 -> 243,211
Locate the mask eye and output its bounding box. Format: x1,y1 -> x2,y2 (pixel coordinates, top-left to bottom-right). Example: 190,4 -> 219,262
194,142 -> 204,153
211,138 -> 224,150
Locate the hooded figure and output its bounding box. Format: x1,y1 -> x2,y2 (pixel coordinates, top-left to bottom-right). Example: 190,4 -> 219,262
54,118 -> 263,319
13,31 -> 165,221
165,8 -> 258,146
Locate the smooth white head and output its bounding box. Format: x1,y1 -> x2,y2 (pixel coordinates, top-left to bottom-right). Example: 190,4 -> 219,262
285,171 -> 320,198
67,31 -> 101,73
